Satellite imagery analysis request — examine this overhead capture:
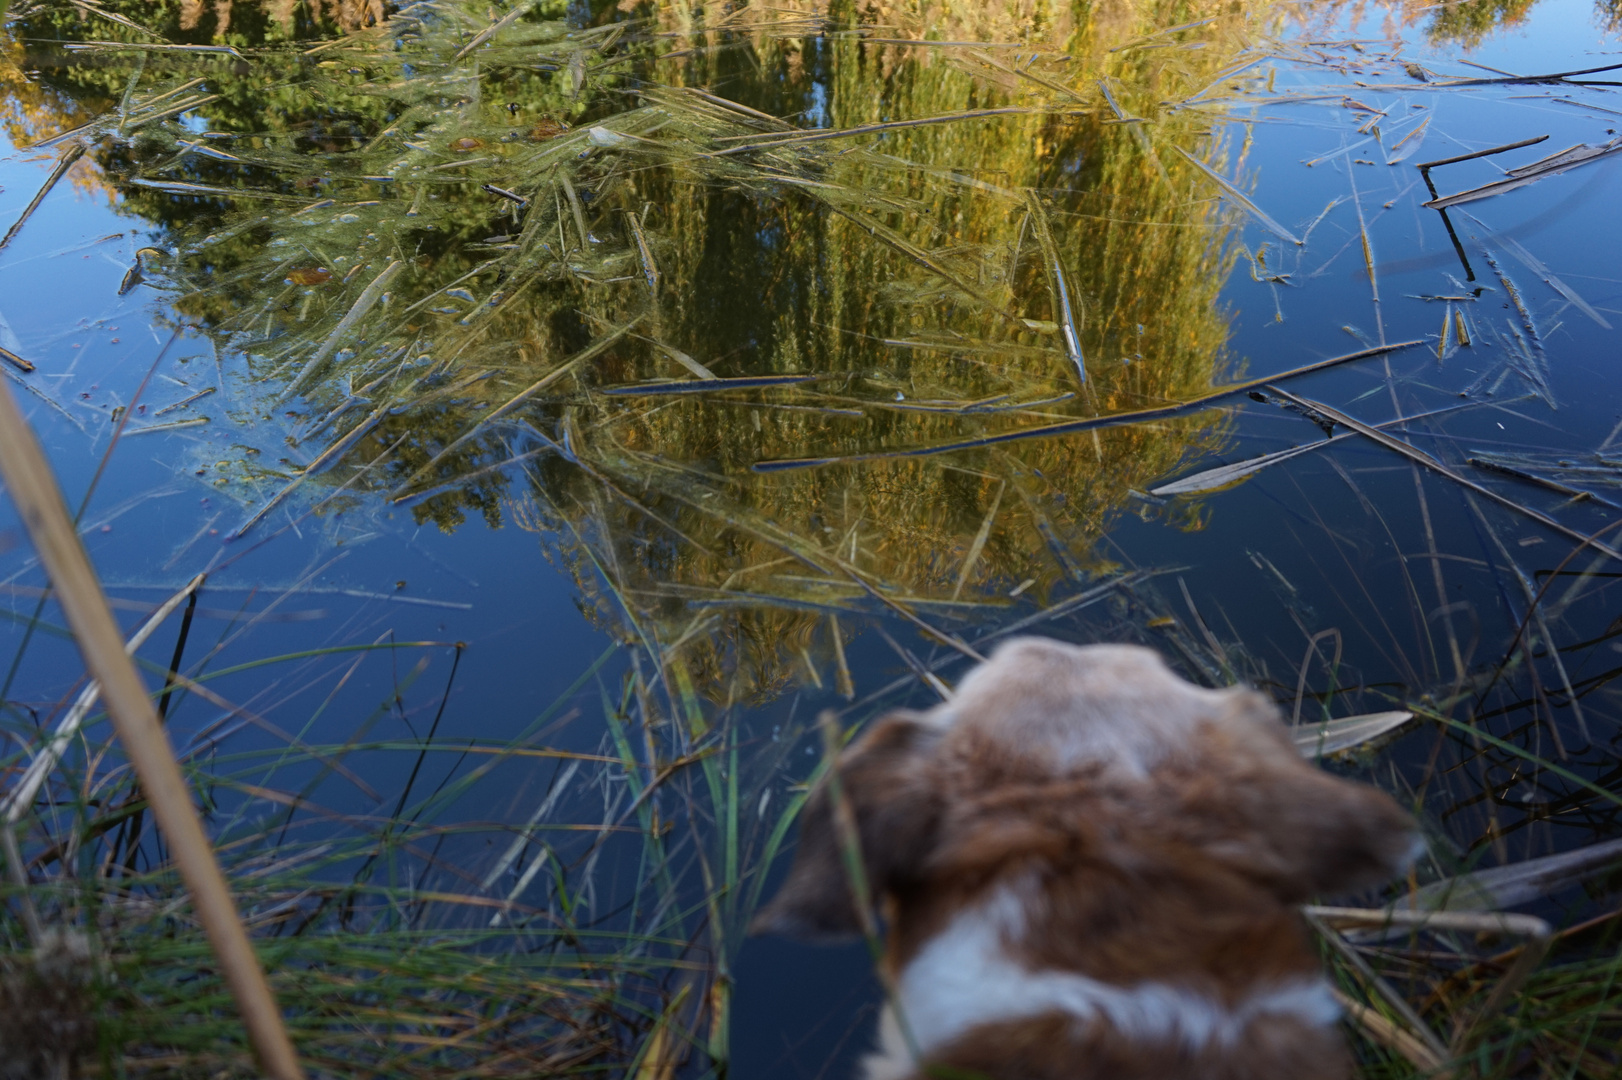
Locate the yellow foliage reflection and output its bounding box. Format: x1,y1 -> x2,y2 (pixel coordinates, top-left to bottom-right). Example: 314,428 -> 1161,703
5,0 -> 1277,698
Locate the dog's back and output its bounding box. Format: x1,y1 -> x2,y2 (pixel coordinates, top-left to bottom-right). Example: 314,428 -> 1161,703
753,638 -> 1421,1080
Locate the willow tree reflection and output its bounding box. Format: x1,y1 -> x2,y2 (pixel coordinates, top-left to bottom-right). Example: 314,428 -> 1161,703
1391,0 -> 1618,48
8,0 -> 1263,697
480,3 -> 1248,697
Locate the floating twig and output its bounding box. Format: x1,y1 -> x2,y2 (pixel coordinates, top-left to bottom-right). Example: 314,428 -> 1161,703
953,481 -> 1005,601
122,416 -> 210,436
1464,214 -> 1612,330
153,386 -> 217,416
603,374 -> 820,395
0,144 -> 87,252
389,319 -> 640,496
124,93 -> 221,132
827,205 -> 1021,323
1330,988 -> 1449,1077
481,183 -> 530,206
1414,134 -> 1549,171
230,402 -> 388,541
1266,387 -> 1622,562
841,566 -> 984,662
710,107 -> 1039,155
755,340 -> 1422,472
1430,60 -> 1622,87
66,0 -> 166,41
625,210 -> 660,292
1025,191 -> 1086,387
284,259 -> 406,398
452,0 -> 538,60
64,40 -> 246,58
1310,904 -> 1552,1056
126,176 -> 300,202
1172,144 -> 1303,245
1423,139 -> 1622,209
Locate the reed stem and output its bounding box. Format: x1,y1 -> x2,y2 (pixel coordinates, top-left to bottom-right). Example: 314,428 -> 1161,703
0,379 -> 305,1080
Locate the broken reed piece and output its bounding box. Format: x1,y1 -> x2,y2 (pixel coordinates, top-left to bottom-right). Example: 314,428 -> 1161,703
0,379 -> 305,1080
1414,134 -> 1551,172
755,339 -> 1424,472
1306,906 -> 1553,1055
601,373 -> 821,395
1328,988 -> 1451,1077
451,0 -> 538,61
1263,386 -> 1622,563
0,143 -> 87,252
1422,137 -> 1622,210
1428,59 -> 1622,88
482,183 -> 529,206
63,39 -> 245,58
1304,907 -> 1451,1071
1416,134 -> 1548,200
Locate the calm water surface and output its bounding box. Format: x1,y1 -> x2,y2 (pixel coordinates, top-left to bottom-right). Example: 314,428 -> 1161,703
2,0 -> 1620,1074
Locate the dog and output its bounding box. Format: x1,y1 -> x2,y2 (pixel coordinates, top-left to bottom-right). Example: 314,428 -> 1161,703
752,638 -> 1421,1080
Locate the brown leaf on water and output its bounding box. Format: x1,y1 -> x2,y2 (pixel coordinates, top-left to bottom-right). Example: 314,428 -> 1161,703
528,117 -> 570,141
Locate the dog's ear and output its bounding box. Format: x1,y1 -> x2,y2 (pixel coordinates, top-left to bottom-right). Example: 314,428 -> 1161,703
1219,764 -> 1421,902
750,711 -> 944,941
1178,693 -> 1423,903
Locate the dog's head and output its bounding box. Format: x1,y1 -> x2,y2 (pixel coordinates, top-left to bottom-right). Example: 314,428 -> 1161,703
752,637 -> 1420,941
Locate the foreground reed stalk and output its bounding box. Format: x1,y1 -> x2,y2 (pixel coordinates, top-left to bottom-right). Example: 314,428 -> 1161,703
0,380 -> 305,1080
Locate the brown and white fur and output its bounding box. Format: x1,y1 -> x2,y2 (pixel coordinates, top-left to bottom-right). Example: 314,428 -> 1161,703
752,638 -> 1422,1080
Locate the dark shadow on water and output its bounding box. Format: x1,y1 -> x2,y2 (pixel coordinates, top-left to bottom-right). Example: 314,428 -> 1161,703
731,937 -> 880,1080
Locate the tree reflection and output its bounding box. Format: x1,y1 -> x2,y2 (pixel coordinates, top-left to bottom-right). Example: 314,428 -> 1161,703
5,0 -> 1259,695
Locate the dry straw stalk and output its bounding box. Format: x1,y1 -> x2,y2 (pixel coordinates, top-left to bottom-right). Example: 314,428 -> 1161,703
0,380 -> 305,1080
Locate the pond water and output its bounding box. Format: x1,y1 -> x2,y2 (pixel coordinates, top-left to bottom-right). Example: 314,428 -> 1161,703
2,0 -> 1621,1076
